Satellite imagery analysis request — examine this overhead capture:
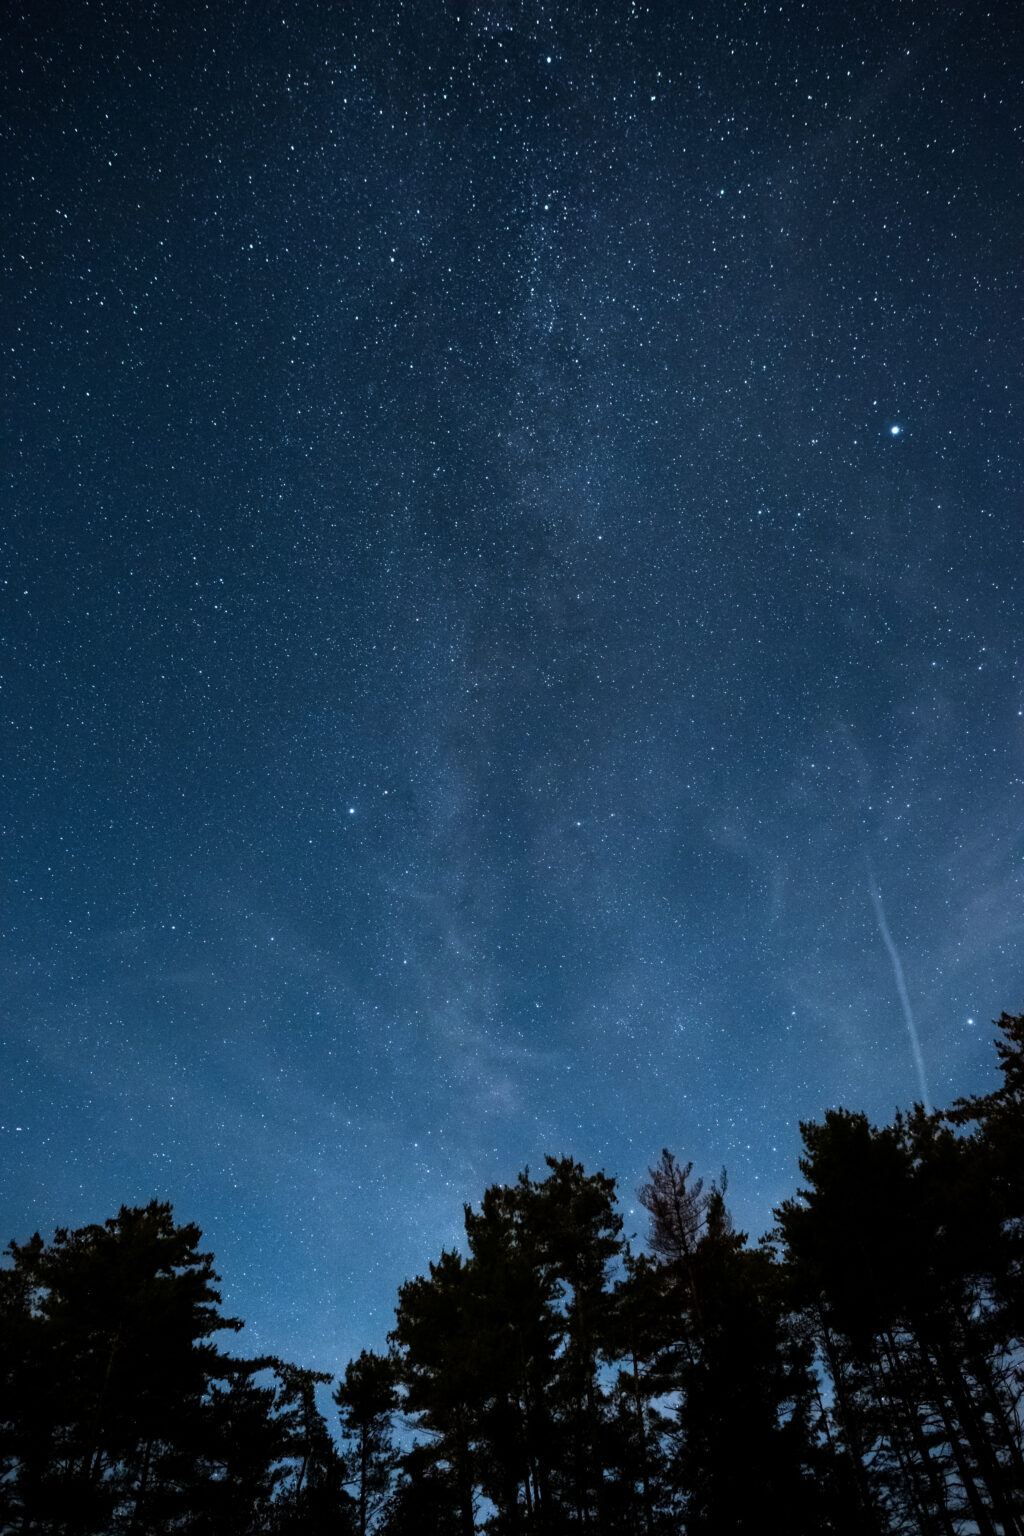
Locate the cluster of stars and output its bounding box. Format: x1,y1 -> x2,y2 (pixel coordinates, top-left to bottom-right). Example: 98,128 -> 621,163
2,0 -> 1019,1377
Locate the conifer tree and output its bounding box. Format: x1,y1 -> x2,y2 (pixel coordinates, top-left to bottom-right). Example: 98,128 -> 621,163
0,1202 -> 353,1535
334,1349 -> 399,1536
777,1093 -> 1024,1536
0,1203 -> 247,1532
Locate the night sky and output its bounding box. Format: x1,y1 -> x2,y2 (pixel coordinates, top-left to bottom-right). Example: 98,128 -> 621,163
3,1 -> 1022,1378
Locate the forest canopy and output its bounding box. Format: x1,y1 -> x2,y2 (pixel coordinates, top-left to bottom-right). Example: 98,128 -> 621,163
2,1013 -> 1022,1535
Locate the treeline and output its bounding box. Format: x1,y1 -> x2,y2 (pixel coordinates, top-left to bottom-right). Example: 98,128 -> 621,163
2,1015 -> 1022,1535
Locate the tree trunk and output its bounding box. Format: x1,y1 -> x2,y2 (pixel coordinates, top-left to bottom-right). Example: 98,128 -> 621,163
816,1305 -> 883,1535
879,1330 -> 957,1536
630,1342 -> 654,1536
919,1325 -> 1023,1536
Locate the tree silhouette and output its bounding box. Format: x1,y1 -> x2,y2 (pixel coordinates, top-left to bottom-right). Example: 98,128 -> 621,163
1,1201 -> 248,1533
334,1350 -> 399,1536
777,1085 -> 1024,1536
387,1157 -> 624,1534
4,1008 -> 1024,1535
0,1201 -> 352,1535
639,1156 -> 843,1533
389,1248 -> 482,1535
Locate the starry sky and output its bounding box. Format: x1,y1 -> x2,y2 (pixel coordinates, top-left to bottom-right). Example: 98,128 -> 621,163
3,0 -> 1022,1377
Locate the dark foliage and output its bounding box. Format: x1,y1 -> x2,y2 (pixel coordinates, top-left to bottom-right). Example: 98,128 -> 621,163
0,1202 -> 352,1535
3,1015 -> 1023,1533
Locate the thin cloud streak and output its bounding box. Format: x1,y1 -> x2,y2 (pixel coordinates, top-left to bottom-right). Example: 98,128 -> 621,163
865,857 -> 932,1114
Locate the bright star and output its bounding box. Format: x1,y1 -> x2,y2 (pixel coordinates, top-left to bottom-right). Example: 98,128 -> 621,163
890,424 -> 901,436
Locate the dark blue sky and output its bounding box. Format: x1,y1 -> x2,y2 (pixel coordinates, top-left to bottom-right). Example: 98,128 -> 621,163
3,0 -> 1021,1378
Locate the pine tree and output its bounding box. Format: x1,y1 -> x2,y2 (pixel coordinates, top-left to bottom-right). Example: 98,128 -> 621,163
334,1350 -> 399,1536
777,1097 -> 1024,1535
642,1158 -> 841,1533
1,1202 -> 247,1533
389,1249 -> 482,1536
